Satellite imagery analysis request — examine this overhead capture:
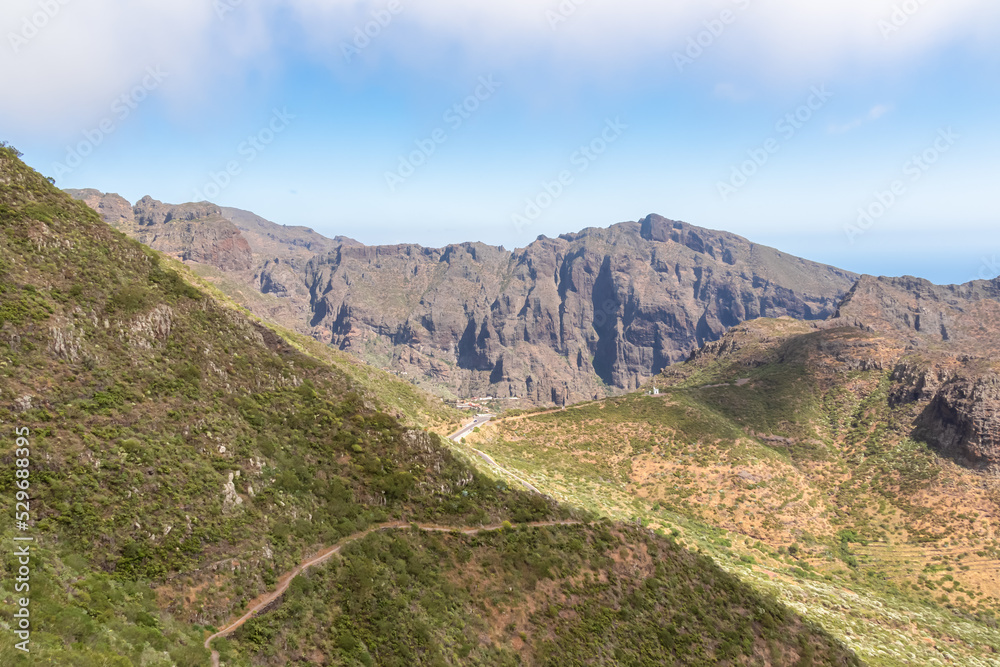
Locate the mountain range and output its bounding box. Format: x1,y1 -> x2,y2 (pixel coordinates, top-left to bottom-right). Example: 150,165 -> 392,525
2,147 -> 995,665
67,190 -> 859,405
2,146 -> 869,665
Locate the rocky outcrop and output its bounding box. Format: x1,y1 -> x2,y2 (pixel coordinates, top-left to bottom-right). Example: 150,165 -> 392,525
916,372 -> 1000,471
664,277 -> 1000,474
890,357 -> 1000,471
889,360 -> 954,407
66,191 -> 254,272
128,196 -> 254,272
66,188 -> 133,225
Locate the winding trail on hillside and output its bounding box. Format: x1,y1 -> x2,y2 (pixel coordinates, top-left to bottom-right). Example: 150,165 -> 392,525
205,520 -> 583,666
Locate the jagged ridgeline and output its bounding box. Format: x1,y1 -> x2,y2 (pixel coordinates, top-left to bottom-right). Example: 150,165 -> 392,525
0,147 -> 859,665
69,188 -> 859,407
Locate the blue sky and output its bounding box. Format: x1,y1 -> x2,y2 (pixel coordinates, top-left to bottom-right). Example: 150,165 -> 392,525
2,0 -> 998,284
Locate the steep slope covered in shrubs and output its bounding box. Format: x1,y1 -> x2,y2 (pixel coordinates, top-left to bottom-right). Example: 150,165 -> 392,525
1,147 -> 859,665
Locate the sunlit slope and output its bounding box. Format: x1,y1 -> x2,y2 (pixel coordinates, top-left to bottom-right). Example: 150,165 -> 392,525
463,317 -> 1000,666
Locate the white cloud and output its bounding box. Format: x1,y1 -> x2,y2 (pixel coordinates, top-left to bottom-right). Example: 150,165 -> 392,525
0,0 -> 270,136
273,0 -> 999,77
1,0 -> 997,135
828,103 -> 893,134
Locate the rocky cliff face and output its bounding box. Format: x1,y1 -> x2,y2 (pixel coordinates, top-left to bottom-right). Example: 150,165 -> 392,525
67,192 -> 858,403
66,188 -> 133,225
133,196 -> 255,271
833,275 -> 1000,470
835,274 -> 1000,350
65,190 -> 254,271
916,371 -> 1000,470
299,215 -> 856,403
65,190 -> 349,330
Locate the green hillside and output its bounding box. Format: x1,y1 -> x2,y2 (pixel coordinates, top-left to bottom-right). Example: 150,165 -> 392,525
0,146 -> 861,665
157,257 -> 464,434
221,523 -> 858,666
0,145 -> 559,663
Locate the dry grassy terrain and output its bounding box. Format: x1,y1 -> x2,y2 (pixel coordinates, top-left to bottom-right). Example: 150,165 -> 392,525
457,319 -> 1000,666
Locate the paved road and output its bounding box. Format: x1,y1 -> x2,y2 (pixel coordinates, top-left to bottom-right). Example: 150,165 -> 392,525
205,520 -> 583,665
448,416 -> 542,494
448,414 -> 493,442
